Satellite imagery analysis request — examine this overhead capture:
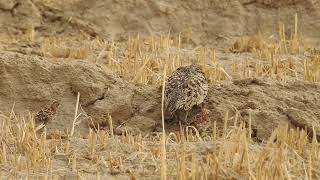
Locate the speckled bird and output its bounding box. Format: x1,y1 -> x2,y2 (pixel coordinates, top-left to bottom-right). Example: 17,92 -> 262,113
164,64 -> 208,125
34,100 -> 60,124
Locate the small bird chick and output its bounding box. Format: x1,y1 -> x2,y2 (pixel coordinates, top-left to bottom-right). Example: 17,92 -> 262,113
165,64 -> 208,125
34,100 -> 60,124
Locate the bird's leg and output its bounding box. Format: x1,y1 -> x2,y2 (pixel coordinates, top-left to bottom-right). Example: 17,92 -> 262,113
165,115 -> 174,124
179,120 -> 184,136
173,114 -> 178,124
183,111 -> 190,125
200,102 -> 205,111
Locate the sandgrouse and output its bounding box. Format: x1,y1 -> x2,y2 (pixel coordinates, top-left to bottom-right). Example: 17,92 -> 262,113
34,100 -> 60,125
164,64 -> 209,125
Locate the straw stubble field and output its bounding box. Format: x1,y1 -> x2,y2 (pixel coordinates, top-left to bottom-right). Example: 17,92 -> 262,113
0,0 -> 320,179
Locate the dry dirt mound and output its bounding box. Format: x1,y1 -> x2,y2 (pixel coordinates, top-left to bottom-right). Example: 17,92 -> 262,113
206,78 -> 320,140
0,0 -> 319,47
1,50 -> 319,140
0,50 -> 161,136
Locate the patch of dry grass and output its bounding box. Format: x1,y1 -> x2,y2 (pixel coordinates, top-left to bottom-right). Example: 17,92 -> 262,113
41,37 -> 89,59
231,14 -> 300,55
1,13 -> 316,84
1,111 -> 320,179
227,14 -> 320,82
304,55 -> 320,82
96,34 -> 231,85
230,32 -> 273,54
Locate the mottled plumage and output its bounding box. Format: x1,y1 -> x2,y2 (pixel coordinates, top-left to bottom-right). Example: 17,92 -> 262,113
165,64 -> 208,124
34,100 -> 60,124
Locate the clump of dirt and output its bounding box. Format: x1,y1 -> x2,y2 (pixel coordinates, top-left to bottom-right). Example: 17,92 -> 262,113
0,50 -> 161,136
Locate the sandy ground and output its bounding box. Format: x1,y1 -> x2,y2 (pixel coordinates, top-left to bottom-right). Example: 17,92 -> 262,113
0,0 -> 320,179
0,0 -> 319,47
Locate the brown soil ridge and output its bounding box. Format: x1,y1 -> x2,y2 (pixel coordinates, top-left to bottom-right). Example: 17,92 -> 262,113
1,50 -> 320,140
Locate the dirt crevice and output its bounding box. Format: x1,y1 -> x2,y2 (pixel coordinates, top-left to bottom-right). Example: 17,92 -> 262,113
285,108 -> 320,141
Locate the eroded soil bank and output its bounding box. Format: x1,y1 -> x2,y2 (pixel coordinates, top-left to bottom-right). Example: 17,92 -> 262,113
1,51 -> 319,141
